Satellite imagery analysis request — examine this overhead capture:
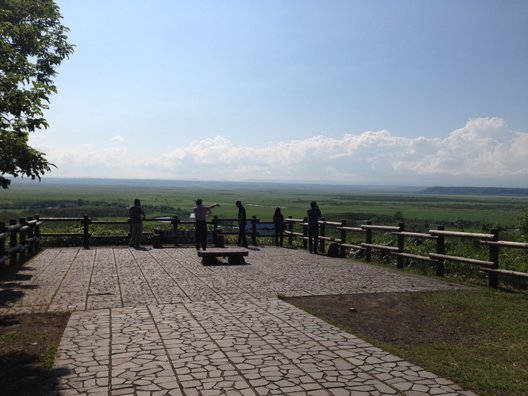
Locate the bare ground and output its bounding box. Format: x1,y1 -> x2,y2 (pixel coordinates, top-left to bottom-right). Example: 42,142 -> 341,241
284,291 -> 478,346
0,313 -> 70,395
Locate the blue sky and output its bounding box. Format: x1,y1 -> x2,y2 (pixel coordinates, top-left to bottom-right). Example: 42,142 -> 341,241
31,0 -> 528,186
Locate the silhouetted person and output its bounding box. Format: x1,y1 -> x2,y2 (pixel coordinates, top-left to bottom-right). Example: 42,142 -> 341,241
273,207 -> 285,247
307,201 -> 322,253
193,199 -> 220,250
236,200 -> 248,247
129,198 -> 146,249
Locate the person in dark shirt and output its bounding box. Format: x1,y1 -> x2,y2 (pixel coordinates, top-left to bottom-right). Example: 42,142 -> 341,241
273,207 -> 285,247
307,201 -> 322,254
236,200 -> 248,248
129,198 -> 146,249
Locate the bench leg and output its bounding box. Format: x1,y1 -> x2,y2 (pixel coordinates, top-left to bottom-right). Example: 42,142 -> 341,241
228,256 -> 245,265
202,256 -> 218,266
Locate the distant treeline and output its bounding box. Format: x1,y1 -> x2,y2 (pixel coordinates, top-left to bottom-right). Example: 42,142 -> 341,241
0,199 -> 190,218
420,187 -> 528,196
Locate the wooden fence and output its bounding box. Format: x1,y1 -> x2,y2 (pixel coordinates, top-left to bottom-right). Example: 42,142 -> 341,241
0,217 -> 42,266
1,215 -> 527,289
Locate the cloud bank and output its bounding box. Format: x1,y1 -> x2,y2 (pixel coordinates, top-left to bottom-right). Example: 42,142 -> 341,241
33,117 -> 528,187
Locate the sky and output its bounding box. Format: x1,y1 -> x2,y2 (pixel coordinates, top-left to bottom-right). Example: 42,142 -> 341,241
28,0 -> 528,187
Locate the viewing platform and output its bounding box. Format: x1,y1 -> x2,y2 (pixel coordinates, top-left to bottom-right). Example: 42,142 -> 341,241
0,246 -> 476,395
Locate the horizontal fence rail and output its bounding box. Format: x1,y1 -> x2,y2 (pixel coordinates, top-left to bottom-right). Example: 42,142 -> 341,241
1,215 -> 527,289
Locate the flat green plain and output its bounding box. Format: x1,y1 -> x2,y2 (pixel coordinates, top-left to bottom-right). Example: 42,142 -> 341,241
1,181 -> 526,228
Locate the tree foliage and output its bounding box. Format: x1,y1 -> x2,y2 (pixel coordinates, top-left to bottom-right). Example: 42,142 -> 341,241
0,0 -> 74,188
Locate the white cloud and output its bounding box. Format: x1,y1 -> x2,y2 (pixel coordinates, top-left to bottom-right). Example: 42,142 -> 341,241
110,135 -> 124,143
30,117 -> 528,186
393,117 -> 528,183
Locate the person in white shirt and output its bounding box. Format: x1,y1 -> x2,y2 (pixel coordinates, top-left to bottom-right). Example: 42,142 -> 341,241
193,199 -> 220,250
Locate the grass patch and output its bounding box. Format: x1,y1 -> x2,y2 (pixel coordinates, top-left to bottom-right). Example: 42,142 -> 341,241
285,289 -> 528,396
0,312 -> 70,395
401,290 -> 528,395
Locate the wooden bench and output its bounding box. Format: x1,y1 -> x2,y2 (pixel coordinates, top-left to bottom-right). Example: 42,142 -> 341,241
197,248 -> 248,265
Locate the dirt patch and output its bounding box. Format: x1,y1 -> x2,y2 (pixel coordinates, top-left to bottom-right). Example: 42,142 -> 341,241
284,291 -> 478,346
0,313 -> 70,395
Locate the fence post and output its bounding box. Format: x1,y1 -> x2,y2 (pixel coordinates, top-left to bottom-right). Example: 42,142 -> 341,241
488,228 -> 500,288
302,217 -> 308,250
212,216 -> 219,246
340,220 -> 347,258
397,222 -> 405,269
319,218 -> 326,254
365,221 -> 372,262
9,219 -> 18,264
82,215 -> 91,249
251,216 -> 258,246
435,225 -> 445,276
26,216 -> 35,256
34,215 -> 41,252
0,222 -> 6,264
19,218 -> 28,263
287,216 -> 293,246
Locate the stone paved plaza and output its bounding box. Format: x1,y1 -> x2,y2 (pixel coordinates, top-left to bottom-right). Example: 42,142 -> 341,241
1,247 -> 477,395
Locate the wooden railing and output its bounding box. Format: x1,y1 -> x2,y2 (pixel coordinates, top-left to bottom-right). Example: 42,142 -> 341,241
1,215 -> 527,288
283,217 -> 528,289
0,217 -> 43,266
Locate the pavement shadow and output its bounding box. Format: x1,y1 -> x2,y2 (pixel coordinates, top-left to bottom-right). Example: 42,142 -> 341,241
0,267 -> 37,308
0,351 -> 66,395
0,315 -> 20,328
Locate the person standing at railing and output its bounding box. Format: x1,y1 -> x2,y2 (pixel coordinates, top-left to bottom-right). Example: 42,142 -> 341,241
129,198 -> 146,249
193,199 -> 220,250
273,207 -> 285,247
307,201 -> 322,254
236,200 -> 248,248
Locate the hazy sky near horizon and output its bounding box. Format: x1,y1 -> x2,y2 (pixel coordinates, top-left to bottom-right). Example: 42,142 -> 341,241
29,0 -> 528,186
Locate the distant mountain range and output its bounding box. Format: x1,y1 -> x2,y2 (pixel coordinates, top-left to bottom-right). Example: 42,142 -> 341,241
420,186 -> 528,196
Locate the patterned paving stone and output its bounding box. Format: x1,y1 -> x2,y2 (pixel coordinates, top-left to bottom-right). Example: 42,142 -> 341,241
2,247 -> 459,314
1,246 -> 477,395
45,299 -> 476,395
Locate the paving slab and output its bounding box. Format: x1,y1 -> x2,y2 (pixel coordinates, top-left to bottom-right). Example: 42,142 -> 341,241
0,247 -> 477,395
45,299 -> 476,395
1,247 -> 458,314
